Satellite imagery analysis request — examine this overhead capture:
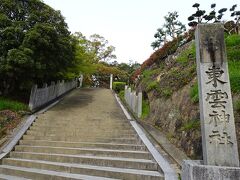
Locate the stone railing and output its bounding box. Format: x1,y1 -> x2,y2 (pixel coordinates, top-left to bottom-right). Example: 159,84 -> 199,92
29,80 -> 77,111
124,85 -> 142,118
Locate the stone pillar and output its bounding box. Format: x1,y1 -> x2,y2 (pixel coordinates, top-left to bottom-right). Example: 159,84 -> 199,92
182,23 -> 240,180
137,92 -> 142,118
110,74 -> 113,90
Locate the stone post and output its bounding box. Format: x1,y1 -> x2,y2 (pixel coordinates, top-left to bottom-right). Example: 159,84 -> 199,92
182,23 -> 240,180
79,74 -> 83,88
132,92 -> 137,113
127,87 -> 131,105
29,85 -> 38,111
137,92 -> 142,118
124,85 -> 128,102
110,74 -> 113,90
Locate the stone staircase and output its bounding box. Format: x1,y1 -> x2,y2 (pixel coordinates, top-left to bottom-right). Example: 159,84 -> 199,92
0,89 -> 164,179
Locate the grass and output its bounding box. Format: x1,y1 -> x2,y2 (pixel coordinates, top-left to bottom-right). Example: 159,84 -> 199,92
225,34 -> 240,47
228,61 -> 240,93
161,88 -> 173,98
146,81 -> 158,92
225,34 -> 240,93
176,43 -> 196,64
190,82 -> 199,103
234,99 -> 240,112
0,97 -> 28,112
142,69 -> 161,84
118,90 -> 125,101
142,98 -> 150,118
180,119 -> 200,132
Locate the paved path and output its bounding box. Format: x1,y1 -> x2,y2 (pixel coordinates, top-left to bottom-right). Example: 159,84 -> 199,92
0,88 -> 169,179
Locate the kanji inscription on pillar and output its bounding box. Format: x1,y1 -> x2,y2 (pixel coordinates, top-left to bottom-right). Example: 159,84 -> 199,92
195,23 -> 239,167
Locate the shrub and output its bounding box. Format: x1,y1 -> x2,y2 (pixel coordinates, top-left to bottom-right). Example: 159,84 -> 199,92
112,82 -> 126,93
146,81 -> 158,92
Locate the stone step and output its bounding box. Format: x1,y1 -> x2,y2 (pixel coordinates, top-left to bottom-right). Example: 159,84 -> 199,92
31,124 -> 132,130
34,118 -> 130,123
22,135 -> 141,144
29,126 -> 136,133
32,121 -> 132,127
10,152 -> 158,171
27,130 -> 137,137
31,124 -> 134,131
0,174 -> 30,180
3,158 -> 163,180
36,118 -> 130,123
20,140 -> 147,151
25,130 -> 137,138
14,145 -> 151,159
0,165 -> 117,180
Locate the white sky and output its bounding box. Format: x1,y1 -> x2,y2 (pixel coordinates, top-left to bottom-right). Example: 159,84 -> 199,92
43,0 -> 238,63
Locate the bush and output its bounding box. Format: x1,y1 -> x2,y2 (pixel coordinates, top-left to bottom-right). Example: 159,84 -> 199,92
146,81 -> 158,92
112,82 -> 126,93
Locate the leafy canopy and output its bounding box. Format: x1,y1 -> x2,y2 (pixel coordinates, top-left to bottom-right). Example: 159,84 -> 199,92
0,0 -> 75,95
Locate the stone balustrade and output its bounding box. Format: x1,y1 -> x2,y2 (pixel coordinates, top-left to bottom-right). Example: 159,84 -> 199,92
29,80 -> 77,111
124,85 -> 142,118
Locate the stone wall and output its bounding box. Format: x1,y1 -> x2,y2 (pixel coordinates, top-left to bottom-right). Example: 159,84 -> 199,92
29,80 -> 77,111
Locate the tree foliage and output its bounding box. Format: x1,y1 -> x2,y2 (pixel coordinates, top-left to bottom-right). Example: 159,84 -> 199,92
188,3 -> 229,27
0,0 -> 75,95
151,11 -> 186,50
69,32 -> 124,87
230,4 -> 240,34
89,34 -> 116,63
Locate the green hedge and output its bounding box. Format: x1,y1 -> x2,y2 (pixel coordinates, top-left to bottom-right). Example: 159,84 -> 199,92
113,82 -> 126,93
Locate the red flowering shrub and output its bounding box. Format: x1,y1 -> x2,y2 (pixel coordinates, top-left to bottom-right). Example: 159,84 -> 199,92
131,29 -> 194,81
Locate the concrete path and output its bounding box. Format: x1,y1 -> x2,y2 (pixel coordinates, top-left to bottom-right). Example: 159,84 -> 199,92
0,89 -> 167,179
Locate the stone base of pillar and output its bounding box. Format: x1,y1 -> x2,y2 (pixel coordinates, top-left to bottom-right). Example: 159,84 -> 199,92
182,160 -> 240,180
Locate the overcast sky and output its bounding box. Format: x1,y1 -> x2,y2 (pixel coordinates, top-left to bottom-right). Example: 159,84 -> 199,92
43,0 -> 238,64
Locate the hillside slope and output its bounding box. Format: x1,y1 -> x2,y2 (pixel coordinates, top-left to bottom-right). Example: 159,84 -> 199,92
136,34 -> 240,159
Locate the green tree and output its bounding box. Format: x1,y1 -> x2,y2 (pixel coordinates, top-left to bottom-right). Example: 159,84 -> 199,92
164,12 -> 186,39
151,28 -> 166,50
89,34 -> 117,63
230,4 -> 240,34
0,0 -> 75,95
151,12 -> 185,50
188,3 -> 228,27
